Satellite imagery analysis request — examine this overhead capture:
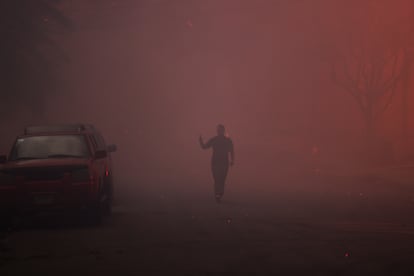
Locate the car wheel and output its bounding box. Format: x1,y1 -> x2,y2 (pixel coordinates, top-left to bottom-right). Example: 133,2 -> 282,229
102,180 -> 113,217
0,214 -> 13,231
102,198 -> 112,216
86,204 -> 103,225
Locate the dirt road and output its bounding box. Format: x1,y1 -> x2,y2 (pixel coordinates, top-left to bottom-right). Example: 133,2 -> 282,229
1,172 -> 414,275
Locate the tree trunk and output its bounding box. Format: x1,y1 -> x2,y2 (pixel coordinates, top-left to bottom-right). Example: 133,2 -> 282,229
363,107 -> 378,163
364,105 -> 375,144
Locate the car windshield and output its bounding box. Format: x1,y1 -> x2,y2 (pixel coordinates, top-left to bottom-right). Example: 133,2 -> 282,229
9,135 -> 90,161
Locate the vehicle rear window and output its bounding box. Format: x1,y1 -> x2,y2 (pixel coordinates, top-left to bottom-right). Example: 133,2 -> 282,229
9,135 -> 90,161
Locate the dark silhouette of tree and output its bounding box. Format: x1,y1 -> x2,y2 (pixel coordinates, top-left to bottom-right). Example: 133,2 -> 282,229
328,1 -> 411,145
400,4 -> 414,142
331,41 -> 407,141
0,0 -> 72,115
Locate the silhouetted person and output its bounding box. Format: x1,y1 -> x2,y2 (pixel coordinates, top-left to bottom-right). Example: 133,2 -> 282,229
199,124 -> 234,203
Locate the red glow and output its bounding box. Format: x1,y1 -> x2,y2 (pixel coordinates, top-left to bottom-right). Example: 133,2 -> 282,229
311,146 -> 319,155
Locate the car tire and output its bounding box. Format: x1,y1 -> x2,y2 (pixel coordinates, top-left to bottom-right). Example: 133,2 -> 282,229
102,198 -> 112,216
0,214 -> 13,231
86,204 -> 103,226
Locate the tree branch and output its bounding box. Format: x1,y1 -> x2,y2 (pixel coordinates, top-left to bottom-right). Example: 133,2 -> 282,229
374,78 -> 398,121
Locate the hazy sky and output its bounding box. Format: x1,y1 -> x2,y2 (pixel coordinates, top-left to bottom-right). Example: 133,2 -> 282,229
55,1 -> 342,135
2,1 -> 413,178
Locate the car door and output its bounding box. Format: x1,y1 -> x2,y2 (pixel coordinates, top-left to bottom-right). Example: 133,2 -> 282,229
91,133 -> 112,197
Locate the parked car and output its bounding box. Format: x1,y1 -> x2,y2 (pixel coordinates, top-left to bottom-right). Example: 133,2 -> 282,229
0,124 -> 116,223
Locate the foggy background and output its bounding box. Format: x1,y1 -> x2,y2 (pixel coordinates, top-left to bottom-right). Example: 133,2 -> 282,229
4,3 -> 414,275
2,0 -> 414,197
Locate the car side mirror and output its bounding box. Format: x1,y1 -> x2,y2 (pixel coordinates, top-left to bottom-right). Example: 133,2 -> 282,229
0,155 -> 7,164
94,150 -> 107,159
107,144 -> 117,153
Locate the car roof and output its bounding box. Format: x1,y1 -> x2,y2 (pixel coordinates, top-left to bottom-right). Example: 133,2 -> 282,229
21,124 -> 99,137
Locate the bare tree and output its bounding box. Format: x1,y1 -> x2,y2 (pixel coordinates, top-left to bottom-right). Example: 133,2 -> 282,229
400,3 -> 414,141
331,41 -> 407,142
325,0 -> 414,147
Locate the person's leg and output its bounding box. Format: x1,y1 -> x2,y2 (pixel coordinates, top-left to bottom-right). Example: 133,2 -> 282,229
218,164 -> 229,196
212,165 -> 221,199
212,165 -> 223,202
213,164 -> 228,199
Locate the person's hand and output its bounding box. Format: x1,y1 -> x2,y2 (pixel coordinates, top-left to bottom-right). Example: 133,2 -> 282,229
199,135 -> 205,147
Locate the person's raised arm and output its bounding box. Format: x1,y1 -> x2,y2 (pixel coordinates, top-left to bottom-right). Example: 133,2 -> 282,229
199,135 -> 211,149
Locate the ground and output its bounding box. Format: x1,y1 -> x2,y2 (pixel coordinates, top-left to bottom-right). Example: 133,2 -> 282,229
1,168 -> 414,276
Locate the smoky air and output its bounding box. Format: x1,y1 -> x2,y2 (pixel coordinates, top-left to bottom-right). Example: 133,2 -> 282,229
1,1 -> 414,275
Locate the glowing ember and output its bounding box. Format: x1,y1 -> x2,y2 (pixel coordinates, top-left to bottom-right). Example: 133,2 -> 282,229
311,146 -> 319,155
313,168 -> 321,175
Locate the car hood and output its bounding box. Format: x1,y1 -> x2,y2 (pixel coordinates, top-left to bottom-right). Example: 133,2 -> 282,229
1,158 -> 90,171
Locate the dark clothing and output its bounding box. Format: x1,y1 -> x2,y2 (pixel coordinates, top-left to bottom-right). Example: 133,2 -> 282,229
203,135 -> 233,196
205,136 -> 233,165
212,163 -> 229,196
